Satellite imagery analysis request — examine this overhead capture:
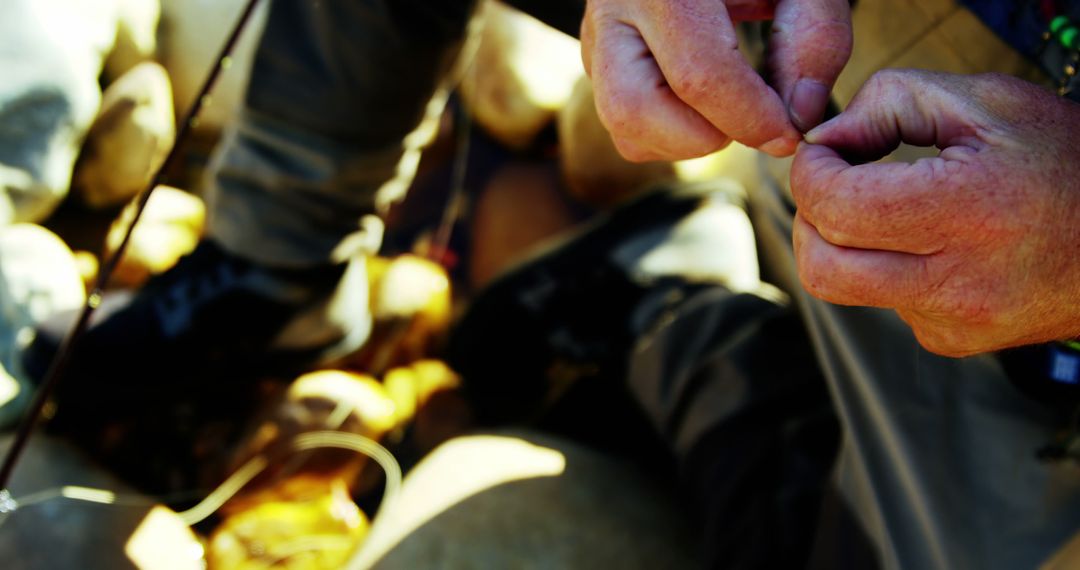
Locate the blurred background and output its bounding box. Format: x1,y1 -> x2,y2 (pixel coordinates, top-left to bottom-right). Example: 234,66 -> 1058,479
0,1 -> 772,568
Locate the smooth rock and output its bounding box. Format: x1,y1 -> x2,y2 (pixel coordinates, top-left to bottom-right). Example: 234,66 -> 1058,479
459,2 -> 583,149
351,255 -> 453,375
0,224 -> 85,429
222,370 -> 396,512
72,250 -> 100,294
286,370 -> 398,440
381,359 -> 462,432
0,0 -> 119,223
103,184 -> 204,288
209,479 -> 368,570
104,0 -> 162,83
74,62 -> 176,210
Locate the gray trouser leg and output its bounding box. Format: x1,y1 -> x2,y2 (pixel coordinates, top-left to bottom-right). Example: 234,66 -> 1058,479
626,285 -> 838,569
205,0 -> 479,267
749,153 -> 1080,570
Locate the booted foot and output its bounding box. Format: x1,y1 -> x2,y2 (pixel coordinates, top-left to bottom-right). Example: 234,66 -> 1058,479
22,240 -> 372,421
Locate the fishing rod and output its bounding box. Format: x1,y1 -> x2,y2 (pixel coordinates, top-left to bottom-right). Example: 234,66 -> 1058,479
0,0 -> 265,495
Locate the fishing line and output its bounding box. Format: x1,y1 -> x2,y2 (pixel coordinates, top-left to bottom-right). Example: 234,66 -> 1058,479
0,0 -> 265,493
0,431 -> 401,541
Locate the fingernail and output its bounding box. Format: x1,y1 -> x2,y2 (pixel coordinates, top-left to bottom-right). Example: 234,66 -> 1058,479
790,78 -> 830,133
803,115 -> 841,144
760,136 -> 797,157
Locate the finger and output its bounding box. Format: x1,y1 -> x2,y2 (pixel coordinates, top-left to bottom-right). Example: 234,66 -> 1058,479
635,0 -> 801,155
580,11 -> 593,75
805,70 -> 985,160
793,213 -> 928,308
589,19 -> 731,161
771,0 -> 853,132
790,142 -> 971,253
610,135 -> 677,162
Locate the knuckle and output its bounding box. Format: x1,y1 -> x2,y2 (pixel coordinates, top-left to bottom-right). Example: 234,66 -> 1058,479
795,252 -> 835,303
698,133 -> 731,155
594,89 -> 645,140
792,19 -> 853,72
856,69 -> 928,113
665,62 -> 715,104
812,220 -> 851,247
863,68 -> 923,97
864,69 -> 904,94
789,154 -> 817,201
596,80 -> 729,161
790,153 -> 830,212
612,138 -> 656,162
674,129 -> 730,159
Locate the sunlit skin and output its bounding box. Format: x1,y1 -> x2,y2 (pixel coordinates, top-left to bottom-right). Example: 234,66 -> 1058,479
792,70 -> 1080,356
583,3 -> 1080,357
580,0 -> 852,161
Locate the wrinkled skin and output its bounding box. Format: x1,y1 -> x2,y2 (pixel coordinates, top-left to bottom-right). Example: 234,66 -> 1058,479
580,0 -> 852,161
791,70 -> 1080,356
582,2 -> 1080,356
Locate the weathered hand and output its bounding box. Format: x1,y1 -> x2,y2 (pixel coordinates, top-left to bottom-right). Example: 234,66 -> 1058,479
791,70 -> 1080,356
580,0 -> 851,161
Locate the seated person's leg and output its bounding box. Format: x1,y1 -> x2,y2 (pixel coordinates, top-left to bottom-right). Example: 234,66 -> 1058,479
350,429 -> 701,569
23,0 -> 481,412
452,176 -> 839,568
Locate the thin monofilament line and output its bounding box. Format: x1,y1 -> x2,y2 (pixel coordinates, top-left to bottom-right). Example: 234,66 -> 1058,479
430,94 -> 473,262
430,17 -> 484,263
0,0 -> 265,492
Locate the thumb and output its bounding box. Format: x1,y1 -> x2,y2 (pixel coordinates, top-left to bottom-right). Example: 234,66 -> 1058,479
804,70 -> 981,161
771,0 -> 852,132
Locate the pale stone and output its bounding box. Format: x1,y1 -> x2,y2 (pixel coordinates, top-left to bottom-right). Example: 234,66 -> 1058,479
124,505 -> 205,570
382,359 -> 461,428
0,224 -> 85,428
103,184 -> 205,288
372,255 -> 451,322
158,0 -> 268,133
104,0 -> 162,83
0,0 -> 119,224
209,480 -> 368,570
222,370 -> 396,513
459,1 -> 584,149
74,61 -> 176,209
286,370 -> 398,439
351,255 -> 452,374
72,250 -> 100,294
